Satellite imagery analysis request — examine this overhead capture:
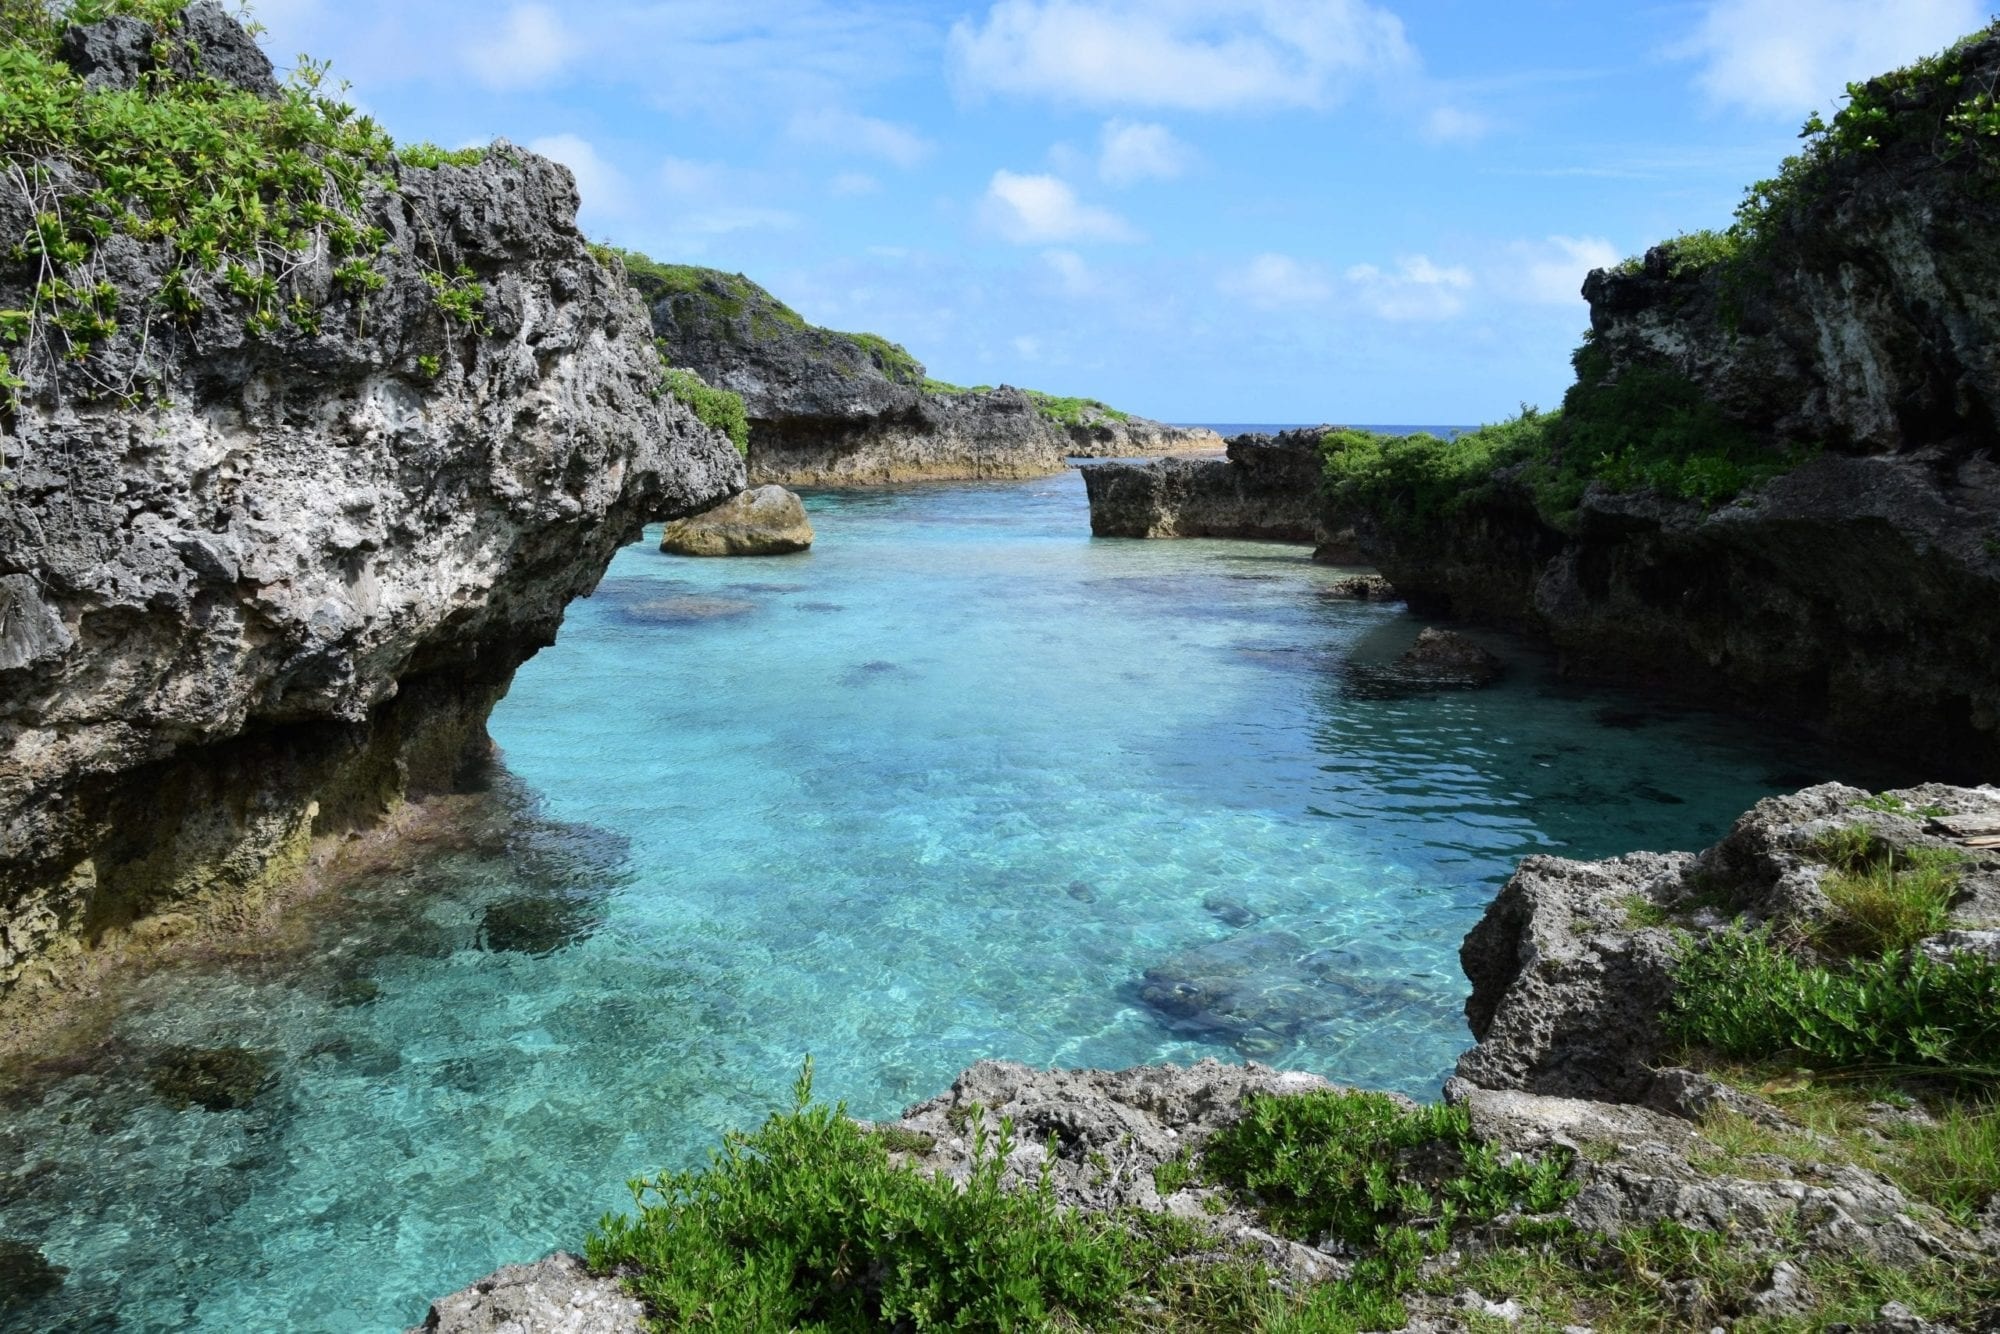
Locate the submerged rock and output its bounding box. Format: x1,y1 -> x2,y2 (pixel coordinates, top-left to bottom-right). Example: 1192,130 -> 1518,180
1397,628 -> 1503,685
407,1252 -> 642,1334
1136,930 -> 1356,1055
478,893 -> 604,956
659,485 -> 815,556
0,1239 -> 66,1309
149,1045 -> 277,1112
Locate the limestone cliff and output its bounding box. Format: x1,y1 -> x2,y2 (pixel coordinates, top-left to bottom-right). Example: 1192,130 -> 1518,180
1353,30 -> 2000,779
0,7 -> 743,1007
1082,427 -> 1358,555
628,257 -> 1220,484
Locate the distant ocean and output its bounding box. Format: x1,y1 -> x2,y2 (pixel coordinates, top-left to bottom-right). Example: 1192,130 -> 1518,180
1190,423 -> 1470,438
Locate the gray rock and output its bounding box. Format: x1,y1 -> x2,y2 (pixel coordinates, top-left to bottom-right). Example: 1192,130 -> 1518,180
1,11 -> 744,1000
407,1253 -> 642,1334
1318,574 -> 1399,602
61,2 -> 280,96
1397,628 -> 1503,685
1082,427 -> 1344,543
659,485 -> 814,556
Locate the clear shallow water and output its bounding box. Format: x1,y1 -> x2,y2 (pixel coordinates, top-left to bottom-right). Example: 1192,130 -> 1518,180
0,476 -> 1897,1332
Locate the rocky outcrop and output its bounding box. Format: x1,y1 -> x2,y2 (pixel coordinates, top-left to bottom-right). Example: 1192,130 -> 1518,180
408,1254 -> 642,1334
658,485 -> 814,556
1459,781 -> 2000,1102
0,9 -> 743,1010
634,260 -> 1218,483
1082,427 -> 1356,552
1359,32 -> 2000,779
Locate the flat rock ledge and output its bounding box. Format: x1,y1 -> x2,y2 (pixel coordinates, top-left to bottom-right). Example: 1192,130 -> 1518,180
658,485 -> 814,556
419,783 -> 2000,1331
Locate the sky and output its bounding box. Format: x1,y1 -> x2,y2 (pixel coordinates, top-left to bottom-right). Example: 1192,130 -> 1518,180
248,0 -> 1985,424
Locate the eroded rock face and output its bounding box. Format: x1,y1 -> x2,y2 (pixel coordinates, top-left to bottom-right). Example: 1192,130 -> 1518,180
642,264 -> 1217,483
406,1253 -> 642,1334
1397,628 -> 1503,686
1359,36 -> 2000,777
1458,782 -> 2000,1101
0,10 -> 743,1006
659,485 -> 814,556
1082,427 -> 1343,543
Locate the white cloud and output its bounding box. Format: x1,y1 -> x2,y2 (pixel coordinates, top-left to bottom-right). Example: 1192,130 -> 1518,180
1422,105 -> 1489,145
1345,255 -> 1472,321
948,0 -> 1416,111
1507,235 -> 1621,305
527,134 -> 630,216
463,4 -> 580,90
829,171 -> 882,196
981,170 -> 1141,244
1041,248 -> 1096,295
1099,119 -> 1196,185
1012,335 -> 1043,359
789,108 -> 934,168
1682,0 -> 1982,118
1218,253 -> 1333,309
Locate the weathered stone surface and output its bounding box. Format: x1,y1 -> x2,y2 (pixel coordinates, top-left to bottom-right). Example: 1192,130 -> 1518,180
61,1 -> 281,96
1355,36 -> 2000,778
1082,427 -> 1344,543
1397,628 -> 1503,685
0,11 -> 743,1007
407,1253 -> 642,1334
149,1044 -> 277,1111
659,485 -> 814,556
640,264 -> 1217,483
1458,782 -> 2000,1101
1317,573 -> 1398,602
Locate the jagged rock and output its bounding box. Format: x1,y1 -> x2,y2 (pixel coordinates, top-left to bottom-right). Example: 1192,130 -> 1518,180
637,262 -> 1217,483
1318,574 -> 1398,602
1397,628 -> 1503,685
1355,34 -> 2000,778
1457,783 -> 2000,1101
61,1 -> 281,96
406,1253 -> 642,1334
0,9 -> 744,1008
1081,427 -> 1344,543
659,485 -> 814,556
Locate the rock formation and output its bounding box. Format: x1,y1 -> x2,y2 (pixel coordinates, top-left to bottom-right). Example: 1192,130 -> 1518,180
629,258 -> 1220,483
659,485 -> 815,556
0,7 -> 743,1010
1081,427 -> 1360,557
1354,31 -> 2000,779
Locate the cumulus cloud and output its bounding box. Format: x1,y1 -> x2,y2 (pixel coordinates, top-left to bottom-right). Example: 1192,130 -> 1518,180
789,108 -> 935,168
1345,255 -> 1472,321
1218,253 -> 1334,309
1682,0 -> 1982,118
948,0 -> 1416,111
463,4 -> 580,90
1507,235 -> 1622,305
527,134 -> 630,216
1098,119 -> 1196,185
1422,105 -> 1489,145
981,171 -> 1141,244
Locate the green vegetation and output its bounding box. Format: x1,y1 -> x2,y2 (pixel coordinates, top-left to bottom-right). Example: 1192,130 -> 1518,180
1667,927 -> 2000,1076
397,142 -> 484,169
1806,825 -> 1964,956
658,361 -> 749,455
843,330 -> 924,385
1027,389 -> 1131,428
0,0 -> 517,408
1857,792 -> 1951,818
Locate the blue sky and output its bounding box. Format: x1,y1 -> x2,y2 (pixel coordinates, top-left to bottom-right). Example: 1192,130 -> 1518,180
252,0 -> 1984,423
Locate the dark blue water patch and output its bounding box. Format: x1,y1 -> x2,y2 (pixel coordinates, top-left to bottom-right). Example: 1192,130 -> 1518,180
0,472 -> 1906,1332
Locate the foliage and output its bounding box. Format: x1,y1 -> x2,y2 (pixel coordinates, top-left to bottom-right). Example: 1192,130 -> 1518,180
1805,826 -> 1964,956
596,248 -> 808,336
586,1059 -> 1135,1332
397,141 -> 484,169
1886,1098 -> 2000,1225
1026,389 -> 1131,427
658,359 -> 749,455
1667,927 -> 2000,1076
1857,792 -> 1951,818
842,330 -> 924,385
1318,408 -> 1556,531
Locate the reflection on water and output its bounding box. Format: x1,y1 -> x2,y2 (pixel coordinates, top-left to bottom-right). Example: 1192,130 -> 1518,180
0,474 -> 1900,1332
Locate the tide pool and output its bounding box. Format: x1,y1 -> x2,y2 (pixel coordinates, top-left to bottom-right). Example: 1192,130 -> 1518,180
0,474 -> 1893,1332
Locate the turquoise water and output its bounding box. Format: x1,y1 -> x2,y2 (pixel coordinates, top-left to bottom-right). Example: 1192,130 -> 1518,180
0,476 -> 1891,1332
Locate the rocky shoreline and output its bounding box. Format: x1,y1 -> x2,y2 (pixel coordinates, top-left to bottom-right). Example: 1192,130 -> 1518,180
1082,426 -> 1354,556
415,780 -> 2000,1332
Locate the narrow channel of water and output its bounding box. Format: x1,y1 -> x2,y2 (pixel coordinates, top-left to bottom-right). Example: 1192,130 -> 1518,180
0,474 -> 1894,1332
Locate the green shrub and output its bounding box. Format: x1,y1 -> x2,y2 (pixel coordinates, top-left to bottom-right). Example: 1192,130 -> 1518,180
1318,409 -> 1555,531
1668,928 -> 2000,1075
843,330 -> 924,385
397,141 -> 484,169
1027,389 -> 1131,427
658,362 -> 749,455
586,1059 -> 1135,1332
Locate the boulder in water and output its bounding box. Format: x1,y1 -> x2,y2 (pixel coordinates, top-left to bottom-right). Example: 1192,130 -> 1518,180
150,1046 -> 276,1112
0,1239 -> 66,1310
1398,628 -> 1503,685
660,486 -> 814,557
